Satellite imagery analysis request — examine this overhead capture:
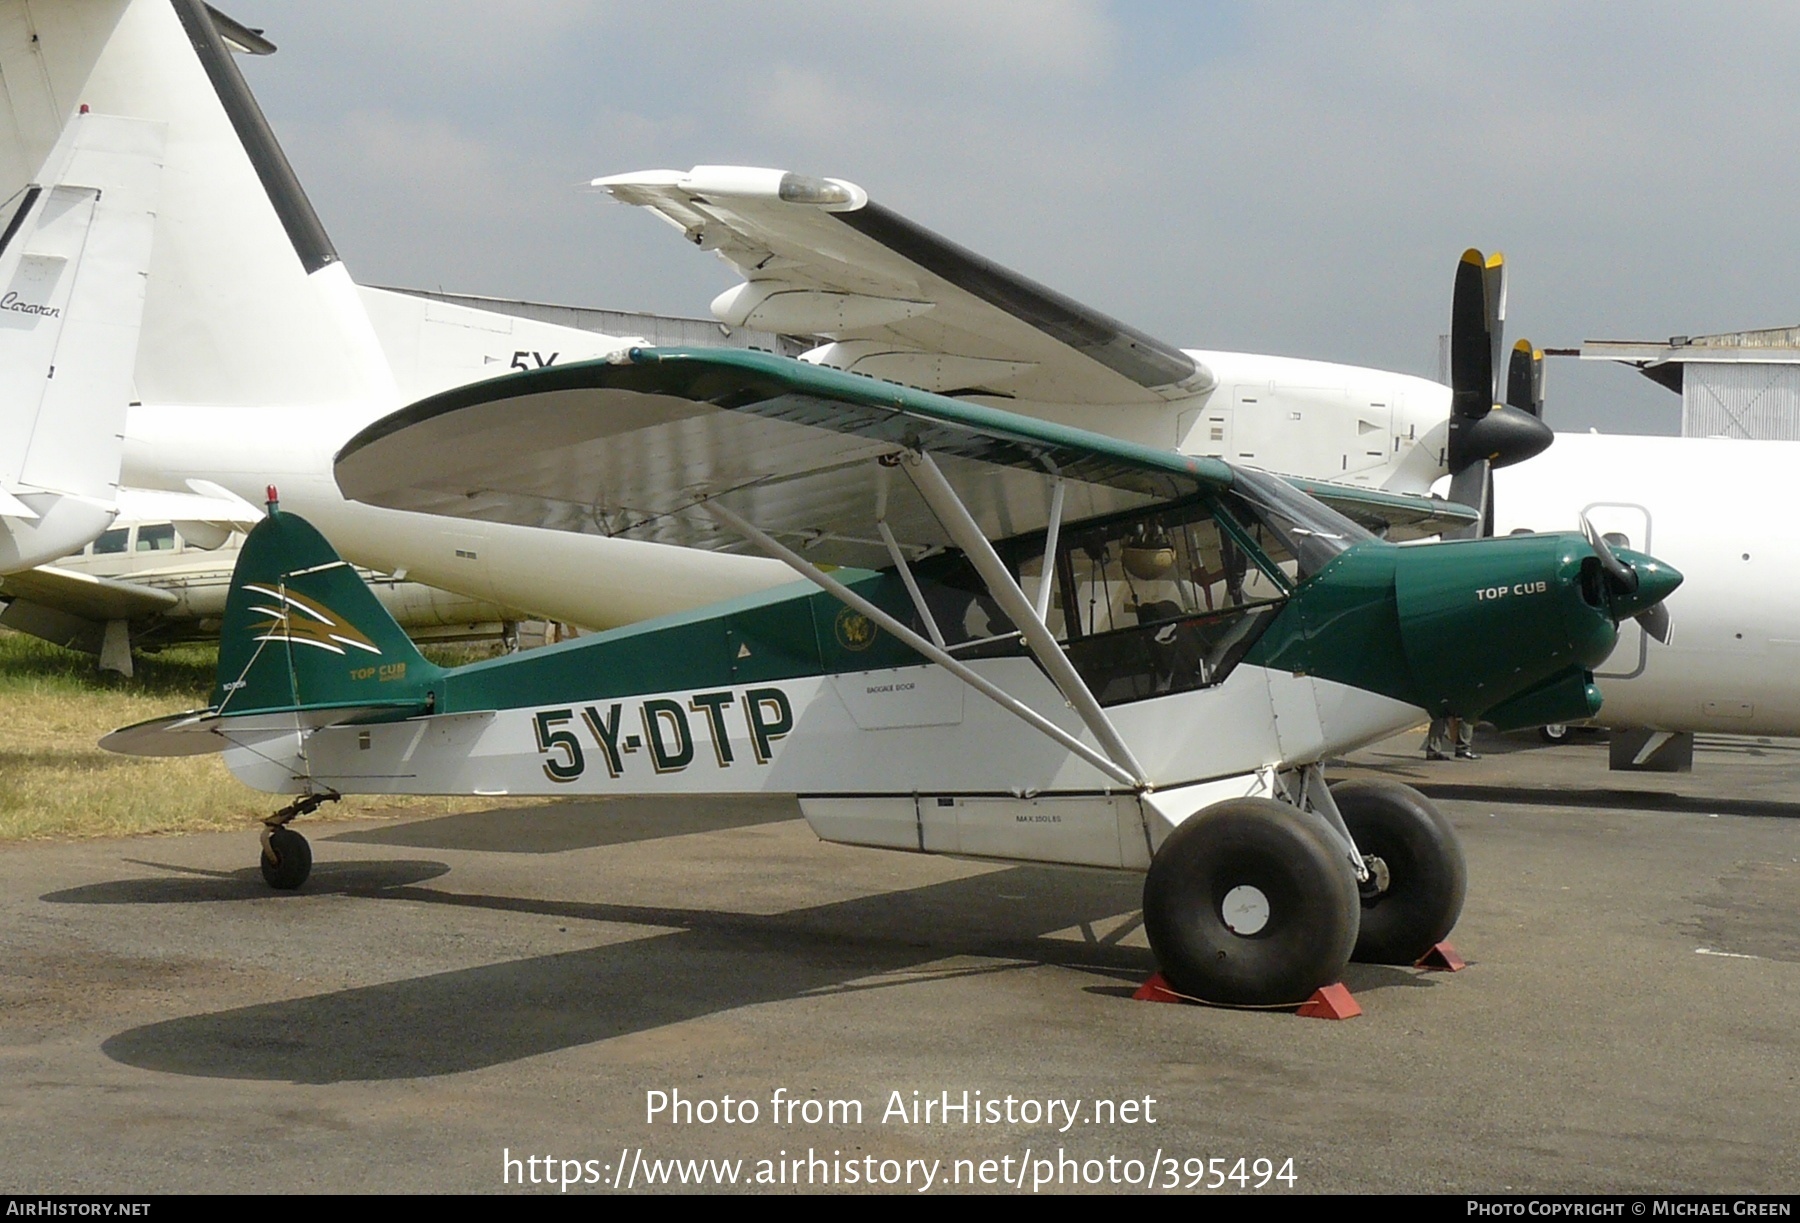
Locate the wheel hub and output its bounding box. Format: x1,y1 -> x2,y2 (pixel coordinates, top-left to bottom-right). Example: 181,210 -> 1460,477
1359,854 -> 1392,902
1220,885 -> 1271,935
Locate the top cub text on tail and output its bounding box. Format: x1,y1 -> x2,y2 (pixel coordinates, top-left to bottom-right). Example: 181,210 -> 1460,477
106,349 -> 1678,1007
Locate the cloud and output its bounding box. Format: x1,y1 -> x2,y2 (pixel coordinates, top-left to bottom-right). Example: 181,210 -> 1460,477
219,0 -> 1800,430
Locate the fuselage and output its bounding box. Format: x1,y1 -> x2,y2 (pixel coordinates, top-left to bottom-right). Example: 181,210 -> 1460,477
205,501 -> 1639,869
117,283 -> 799,630
53,517 -> 524,643
1494,432 -> 1800,736
120,399 -> 795,631
228,656 -> 1422,871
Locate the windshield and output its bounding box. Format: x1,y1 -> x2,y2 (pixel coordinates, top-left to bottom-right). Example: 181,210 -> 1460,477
1226,466 -> 1375,580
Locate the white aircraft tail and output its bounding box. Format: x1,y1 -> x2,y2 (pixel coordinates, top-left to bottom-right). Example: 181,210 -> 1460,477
0,110 -> 163,571
0,0 -> 394,411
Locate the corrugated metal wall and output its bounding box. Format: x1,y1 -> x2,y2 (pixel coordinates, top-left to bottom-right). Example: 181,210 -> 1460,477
1682,363 -> 1800,439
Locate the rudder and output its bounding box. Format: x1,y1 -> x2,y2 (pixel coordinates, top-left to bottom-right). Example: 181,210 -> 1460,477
214,502 -> 441,717
0,110 -> 164,571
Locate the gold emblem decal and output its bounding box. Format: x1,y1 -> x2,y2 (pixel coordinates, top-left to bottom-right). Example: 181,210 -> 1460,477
834,607 -> 877,652
244,584 -> 381,656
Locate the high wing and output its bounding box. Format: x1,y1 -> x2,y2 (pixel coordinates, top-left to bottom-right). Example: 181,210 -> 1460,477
336,347 -> 1471,562
336,347 -> 1229,573
595,167 -> 1213,407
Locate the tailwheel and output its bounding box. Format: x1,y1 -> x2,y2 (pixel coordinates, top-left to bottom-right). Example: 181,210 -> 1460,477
256,791 -> 337,891
1330,779 -> 1466,965
1143,797 -> 1361,1007
259,825 -> 312,890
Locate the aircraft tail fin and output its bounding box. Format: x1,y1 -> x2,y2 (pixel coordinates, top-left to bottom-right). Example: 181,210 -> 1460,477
0,110 -> 164,571
101,503 -> 442,758
0,0 -> 395,410
210,500 -> 442,719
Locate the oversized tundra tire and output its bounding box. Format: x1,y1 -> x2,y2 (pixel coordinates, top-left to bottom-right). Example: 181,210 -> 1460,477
1143,797 -> 1360,1006
1330,778 -> 1466,965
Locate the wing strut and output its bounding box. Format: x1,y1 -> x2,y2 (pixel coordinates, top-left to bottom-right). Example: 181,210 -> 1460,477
875,518 -> 946,650
1035,475 -> 1066,623
701,499 -> 1142,789
901,451 -> 1149,787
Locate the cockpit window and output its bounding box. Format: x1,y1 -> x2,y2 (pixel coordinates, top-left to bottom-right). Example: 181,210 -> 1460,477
1006,496 -> 1290,705
92,527 -> 129,555
1048,502 -> 1286,639
1226,466 -> 1374,580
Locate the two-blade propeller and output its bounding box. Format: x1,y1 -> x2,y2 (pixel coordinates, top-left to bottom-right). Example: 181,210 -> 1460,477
1579,514 -> 1675,644
1445,249 -> 1555,538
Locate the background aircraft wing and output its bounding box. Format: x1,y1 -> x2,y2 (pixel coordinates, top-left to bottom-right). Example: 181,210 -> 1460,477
0,565 -> 179,622
597,167 -> 1212,408
0,563 -> 179,659
1286,477 -> 1476,540
337,348 -> 1461,570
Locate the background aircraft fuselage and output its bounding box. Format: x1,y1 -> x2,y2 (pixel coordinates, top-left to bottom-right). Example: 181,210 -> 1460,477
1495,432 -> 1800,737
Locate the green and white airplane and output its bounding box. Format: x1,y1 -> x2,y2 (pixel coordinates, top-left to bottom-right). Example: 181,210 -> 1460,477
105,348 -> 1680,1008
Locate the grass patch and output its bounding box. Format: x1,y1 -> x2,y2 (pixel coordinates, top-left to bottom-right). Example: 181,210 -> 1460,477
0,631 -> 519,842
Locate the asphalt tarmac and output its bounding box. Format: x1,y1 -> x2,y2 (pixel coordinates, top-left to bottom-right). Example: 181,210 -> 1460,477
3,729 -> 1796,1195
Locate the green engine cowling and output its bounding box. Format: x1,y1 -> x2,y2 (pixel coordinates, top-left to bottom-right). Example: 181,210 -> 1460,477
1479,668 -> 1602,732
1391,533 -> 1620,719
1250,532 -> 1672,727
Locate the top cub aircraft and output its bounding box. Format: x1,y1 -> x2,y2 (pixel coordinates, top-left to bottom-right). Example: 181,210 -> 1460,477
107,349 -> 1679,1008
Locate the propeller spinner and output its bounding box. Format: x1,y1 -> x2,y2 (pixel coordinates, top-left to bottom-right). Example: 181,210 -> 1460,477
1580,514 -> 1677,644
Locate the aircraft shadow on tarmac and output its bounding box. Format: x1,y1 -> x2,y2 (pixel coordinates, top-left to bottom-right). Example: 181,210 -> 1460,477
325,795 -> 801,854
89,863 -> 1450,1084
39,858 -> 452,904
38,798 -> 801,904
94,865 -> 1139,1083
1389,782 -> 1800,822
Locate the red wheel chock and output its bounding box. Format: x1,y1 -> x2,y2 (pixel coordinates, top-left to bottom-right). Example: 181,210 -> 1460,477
1415,941 -> 1466,971
1133,973 -> 1362,1019
1295,983 -> 1362,1020
1131,973 -> 1187,1004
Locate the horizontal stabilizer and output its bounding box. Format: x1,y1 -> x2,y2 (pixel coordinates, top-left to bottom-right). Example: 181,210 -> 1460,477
101,702 -> 423,758
116,485 -> 265,530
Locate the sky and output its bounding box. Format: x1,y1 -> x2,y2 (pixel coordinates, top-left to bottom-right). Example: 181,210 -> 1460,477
218,1 -> 1800,436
